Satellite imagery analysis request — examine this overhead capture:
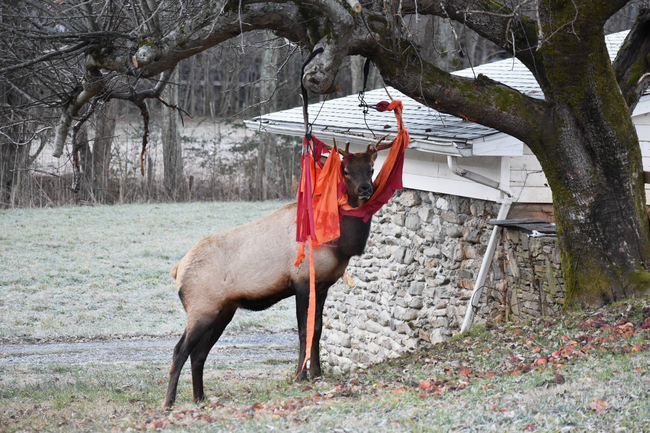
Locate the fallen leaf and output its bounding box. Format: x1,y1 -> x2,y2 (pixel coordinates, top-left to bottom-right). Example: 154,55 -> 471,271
590,398 -> 608,413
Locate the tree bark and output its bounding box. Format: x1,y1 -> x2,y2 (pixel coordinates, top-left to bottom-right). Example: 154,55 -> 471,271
543,111 -> 650,306
161,67 -> 185,201
256,37 -> 279,200
90,102 -> 117,203
529,20 -> 650,306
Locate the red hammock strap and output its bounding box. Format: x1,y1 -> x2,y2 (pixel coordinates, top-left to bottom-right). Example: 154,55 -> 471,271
301,236 -> 317,371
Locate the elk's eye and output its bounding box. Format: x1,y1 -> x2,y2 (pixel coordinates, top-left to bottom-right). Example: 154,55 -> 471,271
343,169 -> 349,176
370,169 -> 374,176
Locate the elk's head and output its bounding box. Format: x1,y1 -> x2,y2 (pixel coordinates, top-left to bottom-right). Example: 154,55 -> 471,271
342,148 -> 377,208
325,135 -> 394,208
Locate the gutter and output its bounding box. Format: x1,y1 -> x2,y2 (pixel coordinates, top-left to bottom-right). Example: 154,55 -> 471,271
444,155 -> 513,334
447,155 -> 512,198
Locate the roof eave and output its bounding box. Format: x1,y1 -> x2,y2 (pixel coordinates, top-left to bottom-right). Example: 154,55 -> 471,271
244,119 -> 524,157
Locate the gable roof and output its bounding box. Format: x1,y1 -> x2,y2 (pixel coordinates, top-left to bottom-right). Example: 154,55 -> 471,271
245,31 -> 648,157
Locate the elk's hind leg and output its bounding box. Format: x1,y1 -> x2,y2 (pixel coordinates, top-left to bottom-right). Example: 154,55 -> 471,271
190,306 -> 236,403
164,310 -> 231,409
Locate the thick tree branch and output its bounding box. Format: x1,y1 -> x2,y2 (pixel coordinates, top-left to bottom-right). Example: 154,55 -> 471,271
52,65 -> 105,157
373,52 -> 551,145
110,3 -> 308,78
614,8 -> 650,112
300,0 -> 356,94
131,0 -> 232,69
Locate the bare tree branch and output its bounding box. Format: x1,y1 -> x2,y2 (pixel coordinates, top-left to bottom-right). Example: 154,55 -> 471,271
0,42 -> 90,75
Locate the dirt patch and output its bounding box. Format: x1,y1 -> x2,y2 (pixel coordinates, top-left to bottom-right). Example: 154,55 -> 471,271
0,333 -> 298,365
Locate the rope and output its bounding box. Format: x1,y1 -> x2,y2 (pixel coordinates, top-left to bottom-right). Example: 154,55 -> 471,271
357,57 -> 376,138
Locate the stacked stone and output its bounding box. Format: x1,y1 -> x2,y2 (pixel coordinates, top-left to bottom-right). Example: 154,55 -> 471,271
504,230 -> 565,318
321,189 -> 566,373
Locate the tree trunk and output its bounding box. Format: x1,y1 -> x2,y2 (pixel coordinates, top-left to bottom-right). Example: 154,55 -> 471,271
256,38 -> 278,200
0,141 -> 31,207
539,110 -> 650,306
161,67 -> 185,201
90,101 -> 117,203
531,28 -> 650,307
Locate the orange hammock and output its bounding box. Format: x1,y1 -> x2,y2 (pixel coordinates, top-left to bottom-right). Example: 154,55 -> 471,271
295,100 -> 409,370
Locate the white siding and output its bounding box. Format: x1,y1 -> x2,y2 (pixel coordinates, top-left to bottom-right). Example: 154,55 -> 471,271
382,148 -> 505,201
343,142 -> 506,201
507,151 -> 552,203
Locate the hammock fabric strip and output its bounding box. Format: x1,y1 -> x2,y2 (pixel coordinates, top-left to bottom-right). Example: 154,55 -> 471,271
294,99 -> 409,371
295,137 -> 343,370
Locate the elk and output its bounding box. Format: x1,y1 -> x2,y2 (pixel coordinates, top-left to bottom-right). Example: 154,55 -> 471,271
163,143 -> 385,409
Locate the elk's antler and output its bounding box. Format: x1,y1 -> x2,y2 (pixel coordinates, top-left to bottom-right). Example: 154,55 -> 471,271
367,134 -> 394,152
325,138 -> 350,156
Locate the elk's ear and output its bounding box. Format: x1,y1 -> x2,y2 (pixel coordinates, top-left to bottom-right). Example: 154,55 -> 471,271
319,155 -> 328,166
368,146 -> 378,164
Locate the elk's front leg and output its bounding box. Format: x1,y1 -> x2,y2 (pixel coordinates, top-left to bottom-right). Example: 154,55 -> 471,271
309,289 -> 330,379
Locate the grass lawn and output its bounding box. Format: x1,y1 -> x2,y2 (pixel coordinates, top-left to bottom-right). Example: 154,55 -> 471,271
1,202 -> 649,432
0,201 -> 295,342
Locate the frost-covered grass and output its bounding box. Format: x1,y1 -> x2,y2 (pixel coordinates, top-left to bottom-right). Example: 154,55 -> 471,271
0,201 -> 295,342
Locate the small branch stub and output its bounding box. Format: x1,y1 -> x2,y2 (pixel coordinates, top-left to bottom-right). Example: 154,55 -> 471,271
346,0 -> 362,13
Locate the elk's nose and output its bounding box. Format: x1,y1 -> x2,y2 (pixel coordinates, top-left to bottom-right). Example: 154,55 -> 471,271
359,185 -> 372,198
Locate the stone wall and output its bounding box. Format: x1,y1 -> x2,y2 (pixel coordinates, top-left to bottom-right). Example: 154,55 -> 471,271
322,189 -> 565,373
